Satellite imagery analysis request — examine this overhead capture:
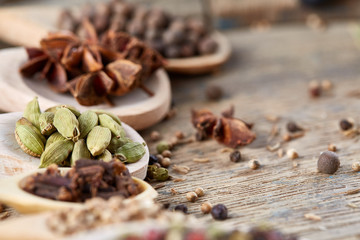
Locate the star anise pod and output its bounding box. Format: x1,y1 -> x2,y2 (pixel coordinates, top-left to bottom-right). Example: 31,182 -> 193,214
192,106 -> 256,148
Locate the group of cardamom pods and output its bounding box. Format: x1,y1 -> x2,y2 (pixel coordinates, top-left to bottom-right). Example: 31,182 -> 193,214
14,97 -> 146,168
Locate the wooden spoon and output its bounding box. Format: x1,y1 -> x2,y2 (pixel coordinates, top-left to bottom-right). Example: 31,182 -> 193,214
0,112 -> 150,179
0,48 -> 171,130
0,168 -> 157,214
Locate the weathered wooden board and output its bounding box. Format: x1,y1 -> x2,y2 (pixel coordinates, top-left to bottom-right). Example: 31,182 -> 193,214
1,21 -> 360,240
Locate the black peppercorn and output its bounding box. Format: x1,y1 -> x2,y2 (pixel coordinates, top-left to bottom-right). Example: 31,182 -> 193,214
286,121 -> 303,133
211,204 -> 228,220
230,150 -> 242,162
317,151 -> 340,174
149,154 -> 159,165
174,204 -> 188,214
205,85 -> 223,101
339,119 -> 353,131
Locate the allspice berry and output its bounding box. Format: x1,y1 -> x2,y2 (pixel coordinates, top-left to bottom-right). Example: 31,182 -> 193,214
162,150 -> 172,158
309,81 -> 321,98
201,202 -> 212,214
230,150 -> 242,162
186,192 -> 198,202
205,85 -> 223,101
211,204 -> 228,220
195,187 -> 205,197
317,151 -> 340,174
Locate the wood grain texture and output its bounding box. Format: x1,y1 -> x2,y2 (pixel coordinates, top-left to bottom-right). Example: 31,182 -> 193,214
138,23 -> 360,240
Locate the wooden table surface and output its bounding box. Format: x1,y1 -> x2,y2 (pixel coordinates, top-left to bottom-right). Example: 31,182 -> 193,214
1,21 -> 360,239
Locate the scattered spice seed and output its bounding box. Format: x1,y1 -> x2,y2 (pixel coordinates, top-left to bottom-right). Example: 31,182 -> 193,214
309,80 -> 321,98
201,202 -> 212,214
229,150 -> 242,162
174,204 -> 188,214
321,80 -> 333,90
328,144 -> 337,152
265,114 -> 280,123
352,162 -> 360,172
339,119 -> 353,131
175,131 -> 185,140
317,151 -> 340,174
304,213 -> 322,221
211,204 -> 228,220
205,85 -> 223,101
170,188 -> 178,195
220,148 -> 233,153
282,132 -> 305,142
343,188 -> 360,195
150,131 -> 161,141
266,142 -> 280,152
173,165 -> 190,174
287,149 -> 299,160
193,158 -> 210,163
278,148 -> 284,158
186,192 -> 198,202
249,160 -> 260,170
286,121 -> 303,133
267,125 -> 279,142
160,157 -> 171,168
173,178 -> 186,182
161,150 -> 172,158
195,187 -> 205,197
347,203 -> 358,208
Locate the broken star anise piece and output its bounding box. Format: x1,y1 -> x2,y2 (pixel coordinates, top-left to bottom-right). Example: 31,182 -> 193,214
192,107 -> 256,148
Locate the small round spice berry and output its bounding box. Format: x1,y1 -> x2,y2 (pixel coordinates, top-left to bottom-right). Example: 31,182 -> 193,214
317,151 -> 340,174
149,154 -> 159,165
249,160 -> 260,170
286,121 -> 303,133
160,157 -> 171,168
205,85 -> 223,101
156,141 -> 170,154
309,80 -> 321,98
186,192 -> 198,202
162,150 -> 172,158
201,202 -> 212,214
174,204 -> 188,214
194,187 -> 205,197
156,154 -> 164,161
211,204 -> 228,220
321,79 -> 333,90
175,131 -> 185,140
352,162 -> 360,172
328,143 -> 337,152
287,149 -> 299,160
339,119 -> 353,131
150,131 -> 161,142
229,150 -> 242,162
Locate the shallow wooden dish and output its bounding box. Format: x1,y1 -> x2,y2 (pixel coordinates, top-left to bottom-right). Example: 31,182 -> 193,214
0,167 -> 157,214
0,112 -> 150,179
0,47 -> 171,130
165,31 -> 231,74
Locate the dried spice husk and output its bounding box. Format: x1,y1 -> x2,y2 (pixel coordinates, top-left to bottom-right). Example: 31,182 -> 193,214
192,108 -> 256,148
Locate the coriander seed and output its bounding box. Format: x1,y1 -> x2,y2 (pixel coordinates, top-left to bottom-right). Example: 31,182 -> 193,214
211,204 -> 228,220
249,160 -> 260,170
195,187 -> 205,197
186,192 -> 198,202
287,149 -> 299,160
160,157 -> 171,168
317,151 -> 340,174
150,131 -> 161,141
230,150 -> 242,162
174,204 -> 188,214
201,202 -> 212,214
321,79 -> 333,90
352,162 -> 360,172
162,150 -> 172,158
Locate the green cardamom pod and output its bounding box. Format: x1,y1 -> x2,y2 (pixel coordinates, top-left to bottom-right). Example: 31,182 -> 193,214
23,97 -> 41,129
92,110 -> 122,125
154,167 -> 169,181
16,117 -> 46,144
115,142 -> 145,163
71,139 -> 91,166
99,114 -> 125,138
45,104 -> 81,117
45,132 -> 66,149
39,112 -> 56,136
15,125 -> 45,157
86,126 -> 111,156
53,107 -> 80,141
107,136 -> 133,154
39,140 -> 74,168
96,149 -> 112,162
78,110 -> 98,139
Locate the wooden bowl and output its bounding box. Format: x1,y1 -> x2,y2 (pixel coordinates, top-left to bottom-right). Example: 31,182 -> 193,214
165,31 -> 231,75
0,168 -> 158,214
0,47 -> 171,130
0,112 -> 150,179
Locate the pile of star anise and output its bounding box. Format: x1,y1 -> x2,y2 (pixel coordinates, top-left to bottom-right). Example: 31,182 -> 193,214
19,20 -> 164,106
